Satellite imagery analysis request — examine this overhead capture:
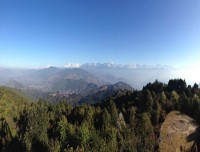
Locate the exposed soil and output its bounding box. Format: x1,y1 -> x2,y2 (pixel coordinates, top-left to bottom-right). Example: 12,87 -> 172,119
159,111 -> 199,152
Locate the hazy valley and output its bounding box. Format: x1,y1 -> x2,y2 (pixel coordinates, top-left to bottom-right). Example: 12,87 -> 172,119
0,67 -> 200,151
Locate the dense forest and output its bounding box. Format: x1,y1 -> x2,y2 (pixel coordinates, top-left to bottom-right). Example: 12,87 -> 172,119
0,79 -> 200,151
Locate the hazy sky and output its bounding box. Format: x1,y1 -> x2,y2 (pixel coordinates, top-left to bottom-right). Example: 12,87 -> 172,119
0,0 -> 200,68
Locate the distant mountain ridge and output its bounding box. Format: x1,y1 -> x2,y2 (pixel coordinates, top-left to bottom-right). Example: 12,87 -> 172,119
81,62 -> 172,69
6,80 -> 24,89
43,68 -> 103,93
1,67 -> 104,94
81,62 -> 175,89
0,62 -> 178,91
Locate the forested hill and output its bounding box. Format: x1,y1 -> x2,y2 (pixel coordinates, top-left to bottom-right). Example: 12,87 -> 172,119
0,79 -> 200,151
0,87 -> 31,118
0,87 -> 31,142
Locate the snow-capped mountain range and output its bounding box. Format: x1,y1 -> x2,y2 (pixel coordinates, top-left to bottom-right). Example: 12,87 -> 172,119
62,62 -> 173,70
81,62 -> 173,69
1,62 -> 193,90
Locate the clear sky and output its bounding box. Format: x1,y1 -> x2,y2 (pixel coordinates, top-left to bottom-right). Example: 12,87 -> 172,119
0,0 -> 200,68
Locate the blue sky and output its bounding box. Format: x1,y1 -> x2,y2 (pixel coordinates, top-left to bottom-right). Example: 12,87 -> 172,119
0,0 -> 200,68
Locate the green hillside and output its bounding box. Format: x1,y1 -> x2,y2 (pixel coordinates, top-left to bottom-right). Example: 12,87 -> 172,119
0,87 -> 30,137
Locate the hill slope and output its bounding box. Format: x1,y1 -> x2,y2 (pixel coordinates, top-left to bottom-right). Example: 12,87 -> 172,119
159,111 -> 199,152
76,81 -> 134,105
0,87 -> 30,136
